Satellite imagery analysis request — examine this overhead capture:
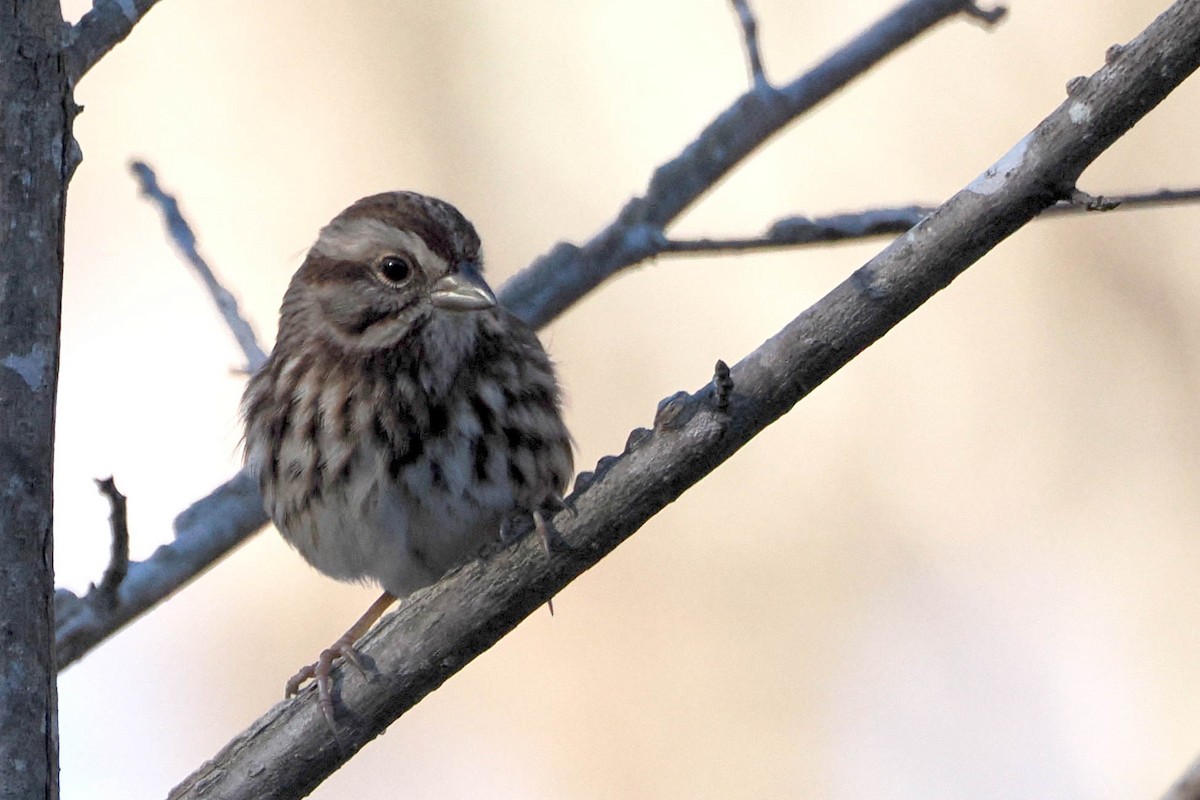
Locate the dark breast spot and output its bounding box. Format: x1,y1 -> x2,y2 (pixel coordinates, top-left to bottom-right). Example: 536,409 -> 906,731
340,394 -> 354,438
472,438 -> 490,482
516,383 -> 554,407
551,468 -> 568,493
372,414 -> 391,448
428,405 -> 449,436
508,459 -> 526,488
306,407 -> 322,443
504,426 -> 545,453
387,430 -> 425,479
274,404 -> 293,440
503,427 -> 521,448
470,395 -> 496,434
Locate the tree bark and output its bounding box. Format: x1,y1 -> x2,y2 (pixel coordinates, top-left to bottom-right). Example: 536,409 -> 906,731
0,3 -> 73,799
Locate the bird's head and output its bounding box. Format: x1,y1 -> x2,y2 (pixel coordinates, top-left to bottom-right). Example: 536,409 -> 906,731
280,191 -> 497,352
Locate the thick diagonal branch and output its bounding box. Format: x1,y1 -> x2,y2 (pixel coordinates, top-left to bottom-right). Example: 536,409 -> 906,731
168,2 -> 1200,796
53,0 -> 988,670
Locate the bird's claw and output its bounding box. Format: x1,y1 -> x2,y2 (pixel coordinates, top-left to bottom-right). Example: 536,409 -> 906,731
286,635 -> 367,730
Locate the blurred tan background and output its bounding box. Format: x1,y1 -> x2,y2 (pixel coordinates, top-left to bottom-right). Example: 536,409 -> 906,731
52,1 -> 1200,797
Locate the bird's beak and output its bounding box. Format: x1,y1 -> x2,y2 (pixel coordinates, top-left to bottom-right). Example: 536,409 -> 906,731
430,267 -> 497,312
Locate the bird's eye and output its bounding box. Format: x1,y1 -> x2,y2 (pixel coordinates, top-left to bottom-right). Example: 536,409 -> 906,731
378,255 -> 412,284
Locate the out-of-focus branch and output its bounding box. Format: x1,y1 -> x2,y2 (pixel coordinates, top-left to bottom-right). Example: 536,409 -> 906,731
64,0 -> 167,82
659,187 -> 1200,256
730,0 -> 769,89
130,161 -> 267,373
169,1 -> 1200,795
667,206 -> 934,254
500,0 -> 1004,329
962,2 -> 1008,23
52,0 -> 988,670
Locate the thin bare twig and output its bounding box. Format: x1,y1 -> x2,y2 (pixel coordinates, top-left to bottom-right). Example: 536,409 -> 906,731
130,161 -> 268,373
64,0 -> 167,82
666,206 -> 932,254
169,1 -> 1200,790
658,187 -> 1200,256
962,2 -> 1007,24
52,0 -> 990,672
92,476 -> 129,610
1069,187 -> 1200,208
731,0 -> 769,89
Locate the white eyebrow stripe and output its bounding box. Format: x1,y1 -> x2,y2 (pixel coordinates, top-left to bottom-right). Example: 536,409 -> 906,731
311,218 -> 449,275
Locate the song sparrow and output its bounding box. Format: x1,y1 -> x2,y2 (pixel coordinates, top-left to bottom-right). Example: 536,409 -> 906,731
242,192 -> 573,724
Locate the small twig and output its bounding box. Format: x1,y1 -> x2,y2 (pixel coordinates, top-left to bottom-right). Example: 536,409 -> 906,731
712,360 -> 733,412
962,2 -> 1008,24
130,161 -> 268,373
658,186 -> 1200,257
1088,187 -> 1200,207
1068,187 -> 1120,211
664,206 -> 932,256
93,477 -> 129,610
731,0 -> 770,89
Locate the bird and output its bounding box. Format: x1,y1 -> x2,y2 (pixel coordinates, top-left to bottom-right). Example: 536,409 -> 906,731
241,191 -> 573,725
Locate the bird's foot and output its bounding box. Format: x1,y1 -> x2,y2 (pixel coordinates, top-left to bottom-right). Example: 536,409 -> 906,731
285,634 -> 367,730
285,591 -> 396,731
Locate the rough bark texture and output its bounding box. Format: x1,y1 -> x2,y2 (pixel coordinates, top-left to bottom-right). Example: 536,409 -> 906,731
0,3 -> 72,799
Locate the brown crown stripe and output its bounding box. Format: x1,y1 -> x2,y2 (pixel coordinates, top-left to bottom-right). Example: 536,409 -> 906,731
337,192 -> 481,266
